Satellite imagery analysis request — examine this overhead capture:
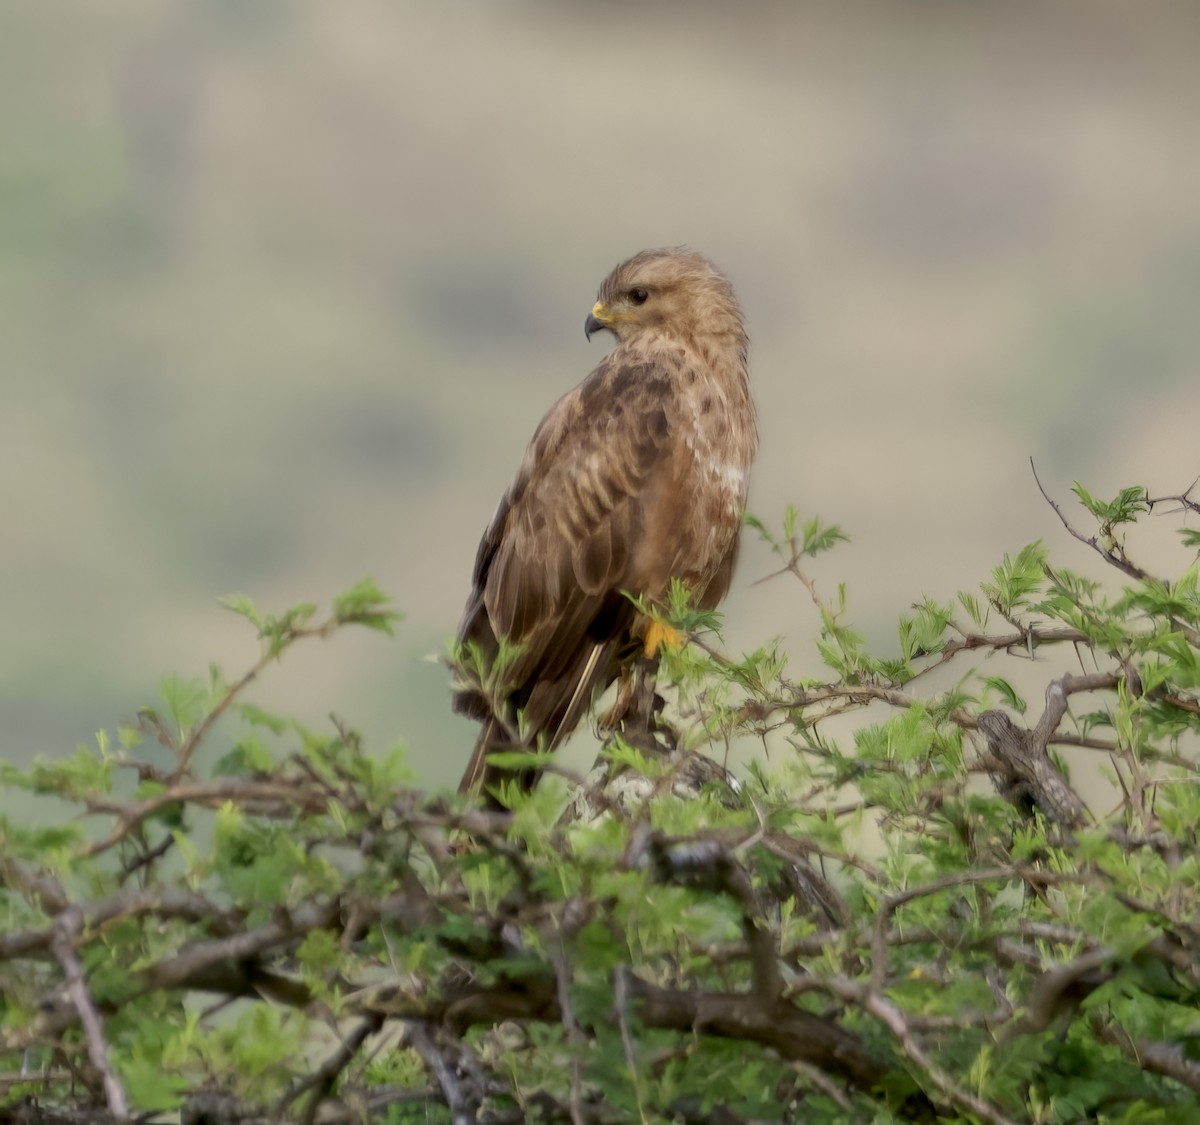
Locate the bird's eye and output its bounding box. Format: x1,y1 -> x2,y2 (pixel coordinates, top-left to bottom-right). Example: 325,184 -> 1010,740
629,287 -> 649,306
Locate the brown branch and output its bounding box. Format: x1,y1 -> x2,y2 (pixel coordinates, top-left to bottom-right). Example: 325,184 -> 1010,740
550,944 -> 586,1125
276,1015 -> 385,1125
404,1022 -> 473,1124
1005,948 -> 1115,1039
1031,460 -> 1150,582
0,857 -> 71,915
976,709 -> 1090,829
364,958 -> 889,1098
171,620 -> 341,780
138,897 -> 342,994
1146,476 -> 1200,519
613,965 -> 646,1122
50,909 -> 128,1121
629,977 -> 888,1093
1157,690 -> 1200,717
939,625 -> 1090,660
0,888 -> 240,962
1091,1015 -> 1200,1095
634,833 -> 783,1001
802,977 -> 1018,1125
81,778 -> 330,859
1048,734 -> 1122,752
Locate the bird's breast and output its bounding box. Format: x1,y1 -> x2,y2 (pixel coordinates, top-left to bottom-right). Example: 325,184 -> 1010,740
679,384 -> 754,507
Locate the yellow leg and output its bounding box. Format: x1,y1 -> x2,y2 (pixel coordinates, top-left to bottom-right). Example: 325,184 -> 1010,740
642,618 -> 684,658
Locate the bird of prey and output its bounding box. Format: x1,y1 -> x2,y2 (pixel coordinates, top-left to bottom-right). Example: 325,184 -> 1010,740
452,248 -> 757,801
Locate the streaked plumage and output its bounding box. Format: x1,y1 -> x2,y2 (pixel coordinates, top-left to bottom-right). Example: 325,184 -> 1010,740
453,248 -> 757,800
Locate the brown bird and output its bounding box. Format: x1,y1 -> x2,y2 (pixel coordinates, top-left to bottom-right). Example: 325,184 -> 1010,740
452,248 -> 757,802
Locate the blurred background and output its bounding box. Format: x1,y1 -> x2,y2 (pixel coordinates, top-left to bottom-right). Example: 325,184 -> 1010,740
3,1 -> 1198,790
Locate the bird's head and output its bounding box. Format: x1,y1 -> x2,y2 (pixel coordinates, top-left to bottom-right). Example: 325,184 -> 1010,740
584,248 -> 746,351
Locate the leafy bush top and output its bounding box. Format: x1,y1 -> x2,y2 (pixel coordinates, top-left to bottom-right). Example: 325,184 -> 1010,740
2,484 -> 1198,1124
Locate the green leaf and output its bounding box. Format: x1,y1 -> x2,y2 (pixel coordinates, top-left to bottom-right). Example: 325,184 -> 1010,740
1072,482 -> 1148,526
477,748 -> 555,772
119,1052 -> 191,1112
982,541 -> 1048,614
332,577 -> 401,633
159,674 -> 211,741
216,592 -> 263,629
800,516 -> 849,556
981,676 -> 1027,714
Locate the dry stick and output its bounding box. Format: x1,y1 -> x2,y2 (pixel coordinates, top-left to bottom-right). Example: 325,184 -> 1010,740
50,909 -> 129,1122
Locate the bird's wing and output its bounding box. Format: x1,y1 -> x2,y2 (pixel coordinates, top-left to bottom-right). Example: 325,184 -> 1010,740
458,352 -> 676,724
491,354 -> 674,679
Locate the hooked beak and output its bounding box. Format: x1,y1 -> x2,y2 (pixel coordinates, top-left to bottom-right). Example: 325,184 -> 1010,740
584,301 -> 613,341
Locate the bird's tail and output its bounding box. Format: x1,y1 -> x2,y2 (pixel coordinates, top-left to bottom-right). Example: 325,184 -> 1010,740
457,716 -> 508,800
457,641 -> 615,805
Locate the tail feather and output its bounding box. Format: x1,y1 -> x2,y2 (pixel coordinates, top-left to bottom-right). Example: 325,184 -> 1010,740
457,716 -> 508,800
457,641 -> 618,806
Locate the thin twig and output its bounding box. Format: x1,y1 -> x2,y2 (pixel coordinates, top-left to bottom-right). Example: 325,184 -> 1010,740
1031,459 -> 1149,581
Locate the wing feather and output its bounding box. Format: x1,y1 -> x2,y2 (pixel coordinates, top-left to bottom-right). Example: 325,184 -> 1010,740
453,353 -> 674,749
